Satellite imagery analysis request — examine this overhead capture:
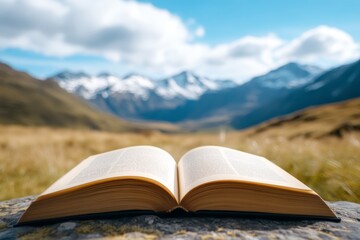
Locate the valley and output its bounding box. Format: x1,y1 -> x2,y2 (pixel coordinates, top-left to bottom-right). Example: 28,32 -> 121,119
1,59 -> 359,204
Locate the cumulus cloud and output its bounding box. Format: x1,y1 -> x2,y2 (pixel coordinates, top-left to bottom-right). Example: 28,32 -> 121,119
277,26 -> 359,63
0,0 -> 193,66
0,0 -> 359,81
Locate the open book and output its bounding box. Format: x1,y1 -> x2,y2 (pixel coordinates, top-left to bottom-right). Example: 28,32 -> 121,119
19,146 -> 338,224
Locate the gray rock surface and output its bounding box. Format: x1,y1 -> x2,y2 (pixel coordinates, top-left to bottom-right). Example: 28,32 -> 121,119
0,196 -> 359,239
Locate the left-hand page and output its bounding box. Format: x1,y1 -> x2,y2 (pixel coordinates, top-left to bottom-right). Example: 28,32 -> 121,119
39,146 -> 179,202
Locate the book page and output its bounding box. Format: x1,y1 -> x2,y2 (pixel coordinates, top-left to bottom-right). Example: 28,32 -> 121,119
41,146 -> 178,200
178,146 -> 311,200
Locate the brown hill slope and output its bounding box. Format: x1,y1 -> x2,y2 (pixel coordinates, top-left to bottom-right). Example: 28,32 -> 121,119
0,63 -> 131,131
247,97 -> 360,139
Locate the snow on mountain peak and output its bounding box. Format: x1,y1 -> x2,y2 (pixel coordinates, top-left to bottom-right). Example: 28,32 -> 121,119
110,74 -> 155,100
255,62 -> 322,89
172,71 -> 196,86
51,71 -> 112,99
156,71 -> 223,99
50,70 -> 235,101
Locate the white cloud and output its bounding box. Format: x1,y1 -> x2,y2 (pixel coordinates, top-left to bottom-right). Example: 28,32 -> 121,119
0,0 -> 359,81
0,0 -> 191,65
201,26 -> 359,81
277,25 -> 359,64
199,34 -> 284,80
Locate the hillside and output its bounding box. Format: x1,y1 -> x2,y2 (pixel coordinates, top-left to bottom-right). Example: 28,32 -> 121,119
0,63 -> 131,131
247,97 -> 360,139
232,59 -> 360,129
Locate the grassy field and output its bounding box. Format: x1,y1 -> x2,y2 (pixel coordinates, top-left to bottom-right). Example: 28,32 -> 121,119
0,125 -> 359,203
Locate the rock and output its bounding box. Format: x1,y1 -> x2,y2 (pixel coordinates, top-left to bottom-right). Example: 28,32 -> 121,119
0,196 -> 359,239
57,222 -> 77,232
0,220 -> 7,231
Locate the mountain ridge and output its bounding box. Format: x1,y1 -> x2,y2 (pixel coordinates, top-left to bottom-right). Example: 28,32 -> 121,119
139,62 -> 322,124
50,70 -> 237,101
50,69 -> 238,120
231,59 -> 360,129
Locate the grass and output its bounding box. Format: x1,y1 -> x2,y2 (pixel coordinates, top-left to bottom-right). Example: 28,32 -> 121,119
248,97 -> 360,139
0,125 -> 359,203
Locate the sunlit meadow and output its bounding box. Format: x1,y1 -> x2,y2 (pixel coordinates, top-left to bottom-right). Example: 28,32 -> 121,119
0,125 -> 359,203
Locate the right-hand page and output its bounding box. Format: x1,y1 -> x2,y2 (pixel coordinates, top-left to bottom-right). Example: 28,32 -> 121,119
178,146 -> 311,201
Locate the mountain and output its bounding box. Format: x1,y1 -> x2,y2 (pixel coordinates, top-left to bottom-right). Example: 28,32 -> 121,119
50,70 -> 237,119
156,71 -> 220,99
246,97 -> 360,139
139,62 -> 322,125
251,62 -> 322,89
0,62 -> 131,131
232,59 -> 360,129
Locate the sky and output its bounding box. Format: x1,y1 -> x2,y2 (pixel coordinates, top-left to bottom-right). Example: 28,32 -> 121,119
0,0 -> 359,82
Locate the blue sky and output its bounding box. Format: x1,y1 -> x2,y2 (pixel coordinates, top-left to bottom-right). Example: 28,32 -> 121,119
139,0 -> 360,43
0,0 -> 359,81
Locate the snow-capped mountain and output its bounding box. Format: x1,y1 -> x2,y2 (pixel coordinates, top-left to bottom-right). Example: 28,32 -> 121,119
52,70 -> 235,101
231,59 -> 360,129
253,62 -> 322,89
156,71 -> 218,99
54,72 -> 153,100
54,71 -> 117,99
50,70 -> 237,119
50,62 -> 325,124
139,62 -> 323,123
108,74 -> 156,100
48,60 -> 360,129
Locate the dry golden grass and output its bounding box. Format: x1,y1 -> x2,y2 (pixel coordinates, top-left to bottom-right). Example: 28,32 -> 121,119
248,97 -> 360,139
0,125 -> 359,203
